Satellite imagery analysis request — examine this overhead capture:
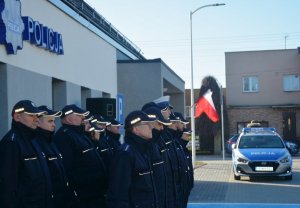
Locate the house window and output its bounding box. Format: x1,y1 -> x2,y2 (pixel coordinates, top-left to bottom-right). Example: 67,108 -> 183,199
243,76 -> 258,92
283,75 -> 300,91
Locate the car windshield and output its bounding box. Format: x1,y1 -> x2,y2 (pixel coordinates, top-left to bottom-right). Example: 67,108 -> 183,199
230,135 -> 239,142
238,135 -> 284,149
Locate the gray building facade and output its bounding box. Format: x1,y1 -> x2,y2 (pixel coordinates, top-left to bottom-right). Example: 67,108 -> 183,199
117,59 -> 185,117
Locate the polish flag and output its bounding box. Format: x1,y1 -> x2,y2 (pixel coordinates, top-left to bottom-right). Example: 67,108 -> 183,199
195,89 -> 219,122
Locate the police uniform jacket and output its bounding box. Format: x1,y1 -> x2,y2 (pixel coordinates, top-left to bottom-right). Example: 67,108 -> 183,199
34,127 -> 72,208
167,129 -> 191,208
177,136 -> 194,192
93,134 -> 114,172
54,124 -> 107,203
106,130 -> 121,152
149,129 -> 166,208
161,128 -> 181,206
154,129 -> 177,208
0,121 -> 52,208
106,132 -> 158,208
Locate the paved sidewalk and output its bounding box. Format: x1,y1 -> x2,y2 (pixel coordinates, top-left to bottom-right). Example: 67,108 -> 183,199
188,154 -> 300,205
188,155 -> 232,203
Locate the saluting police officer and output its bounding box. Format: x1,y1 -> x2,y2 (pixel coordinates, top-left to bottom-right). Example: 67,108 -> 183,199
0,100 -> 52,208
91,115 -> 114,171
87,120 -> 105,142
106,110 -> 159,208
54,104 -> 107,208
143,106 -> 172,208
153,96 -> 182,207
173,112 -> 194,200
33,105 -> 74,208
106,119 -> 122,151
167,113 -> 191,208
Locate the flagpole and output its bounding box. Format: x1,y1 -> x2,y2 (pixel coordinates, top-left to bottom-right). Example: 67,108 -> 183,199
220,85 -> 225,160
190,10 -> 196,168
190,3 -> 225,168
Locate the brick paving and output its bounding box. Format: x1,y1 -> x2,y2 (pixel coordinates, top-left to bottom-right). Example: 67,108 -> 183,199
188,154 -> 300,204
188,156 -> 232,202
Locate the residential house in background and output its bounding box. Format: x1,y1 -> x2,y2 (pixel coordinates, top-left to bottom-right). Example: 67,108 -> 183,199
225,48 -> 300,145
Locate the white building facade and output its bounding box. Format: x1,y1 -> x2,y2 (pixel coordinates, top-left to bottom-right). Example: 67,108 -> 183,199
0,0 -> 138,137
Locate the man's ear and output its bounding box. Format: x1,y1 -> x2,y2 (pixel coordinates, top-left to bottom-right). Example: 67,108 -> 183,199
62,115 -> 71,124
36,117 -> 43,127
13,113 -> 21,122
132,126 -> 138,135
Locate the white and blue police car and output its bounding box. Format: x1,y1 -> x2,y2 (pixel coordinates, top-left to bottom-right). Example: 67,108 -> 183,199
232,127 -> 293,180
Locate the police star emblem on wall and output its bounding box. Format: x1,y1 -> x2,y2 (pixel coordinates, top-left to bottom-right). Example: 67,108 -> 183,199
0,0 -> 25,54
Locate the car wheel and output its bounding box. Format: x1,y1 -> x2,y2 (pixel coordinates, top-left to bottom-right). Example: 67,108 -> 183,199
234,174 -> 240,180
233,168 -> 240,180
285,175 -> 293,180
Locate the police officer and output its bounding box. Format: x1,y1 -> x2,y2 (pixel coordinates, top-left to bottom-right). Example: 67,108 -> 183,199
87,121 -> 105,142
106,110 -> 158,208
0,100 -> 52,208
152,96 -> 182,207
179,128 -> 194,206
83,114 -> 94,133
92,115 -> 114,171
153,96 -> 172,121
168,112 -> 193,208
34,105 -> 73,208
143,106 -> 173,208
173,112 -> 194,198
106,119 -> 122,151
54,104 -> 107,208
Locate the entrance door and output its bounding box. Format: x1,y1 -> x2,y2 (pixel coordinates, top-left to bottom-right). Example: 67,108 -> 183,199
282,112 -> 296,140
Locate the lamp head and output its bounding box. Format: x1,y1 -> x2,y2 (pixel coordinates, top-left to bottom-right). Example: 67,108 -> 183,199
214,3 -> 226,6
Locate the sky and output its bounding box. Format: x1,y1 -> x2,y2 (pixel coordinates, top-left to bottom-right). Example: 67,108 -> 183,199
84,0 -> 300,89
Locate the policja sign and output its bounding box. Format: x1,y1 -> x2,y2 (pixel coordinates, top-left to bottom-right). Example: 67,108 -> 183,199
0,0 -> 64,55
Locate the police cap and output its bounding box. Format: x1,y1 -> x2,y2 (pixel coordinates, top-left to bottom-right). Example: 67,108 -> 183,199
12,100 -> 46,116
143,107 -> 171,126
61,104 -> 89,119
38,105 -> 62,117
124,110 -> 156,130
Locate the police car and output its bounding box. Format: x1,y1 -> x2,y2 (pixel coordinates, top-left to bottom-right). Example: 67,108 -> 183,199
232,127 -> 293,180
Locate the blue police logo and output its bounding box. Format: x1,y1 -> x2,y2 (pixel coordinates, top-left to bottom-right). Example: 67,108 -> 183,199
0,0 -> 25,54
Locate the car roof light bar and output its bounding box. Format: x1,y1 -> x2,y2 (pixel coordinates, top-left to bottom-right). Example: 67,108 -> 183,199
242,127 -> 276,134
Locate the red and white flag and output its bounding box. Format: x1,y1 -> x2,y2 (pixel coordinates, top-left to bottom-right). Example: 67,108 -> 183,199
195,89 -> 219,122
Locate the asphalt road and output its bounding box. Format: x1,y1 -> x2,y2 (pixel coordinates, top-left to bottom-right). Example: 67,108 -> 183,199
188,154 -> 300,206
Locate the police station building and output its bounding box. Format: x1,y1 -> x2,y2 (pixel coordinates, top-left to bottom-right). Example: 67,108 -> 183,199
0,0 -> 185,138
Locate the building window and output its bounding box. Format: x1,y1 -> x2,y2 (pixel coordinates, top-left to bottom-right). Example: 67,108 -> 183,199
283,75 -> 300,91
243,76 -> 258,92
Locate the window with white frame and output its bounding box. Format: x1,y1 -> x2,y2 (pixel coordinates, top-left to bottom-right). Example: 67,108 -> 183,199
243,76 -> 258,92
283,75 -> 300,91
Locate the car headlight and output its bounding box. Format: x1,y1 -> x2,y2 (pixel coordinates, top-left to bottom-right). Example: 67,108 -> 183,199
237,157 -> 248,163
280,156 -> 290,163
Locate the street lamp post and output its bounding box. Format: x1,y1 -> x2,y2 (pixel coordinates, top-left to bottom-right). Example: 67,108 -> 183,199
190,3 -> 225,167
